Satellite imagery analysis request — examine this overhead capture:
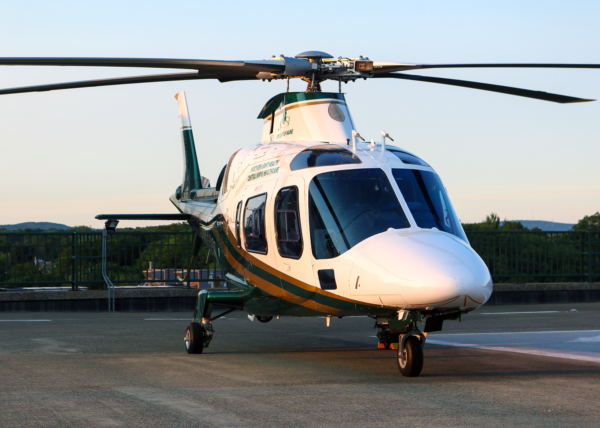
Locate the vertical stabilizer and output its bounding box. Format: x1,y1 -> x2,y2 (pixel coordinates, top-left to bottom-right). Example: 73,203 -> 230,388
175,91 -> 202,199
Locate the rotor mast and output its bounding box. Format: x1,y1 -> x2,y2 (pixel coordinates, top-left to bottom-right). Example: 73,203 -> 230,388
294,51 -> 331,92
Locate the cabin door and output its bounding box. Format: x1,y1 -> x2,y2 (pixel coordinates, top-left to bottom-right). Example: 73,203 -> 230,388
270,176 -> 315,308
240,178 -> 284,299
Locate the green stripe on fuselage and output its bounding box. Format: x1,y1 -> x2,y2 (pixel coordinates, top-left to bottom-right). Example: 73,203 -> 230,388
213,224 -> 392,316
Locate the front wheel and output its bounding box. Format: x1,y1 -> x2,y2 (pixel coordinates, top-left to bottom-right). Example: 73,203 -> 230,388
256,316 -> 273,323
185,322 -> 205,354
397,336 -> 424,377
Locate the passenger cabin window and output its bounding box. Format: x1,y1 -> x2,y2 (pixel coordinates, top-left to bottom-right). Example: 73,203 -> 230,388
235,201 -> 242,248
243,194 -> 268,254
387,148 -> 430,167
308,169 -> 410,259
275,186 -> 303,259
290,145 -> 361,171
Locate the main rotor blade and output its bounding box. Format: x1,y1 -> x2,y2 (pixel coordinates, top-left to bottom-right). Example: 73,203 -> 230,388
372,62 -> 600,74
416,63 -> 600,71
0,57 -> 285,75
373,73 -> 595,103
0,72 -> 210,95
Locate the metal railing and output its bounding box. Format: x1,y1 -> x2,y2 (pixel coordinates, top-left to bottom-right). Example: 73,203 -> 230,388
0,231 -> 598,289
0,231 -> 220,290
467,231 -> 599,282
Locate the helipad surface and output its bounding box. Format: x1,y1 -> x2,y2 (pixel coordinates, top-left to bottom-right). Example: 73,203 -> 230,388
1,303 -> 599,427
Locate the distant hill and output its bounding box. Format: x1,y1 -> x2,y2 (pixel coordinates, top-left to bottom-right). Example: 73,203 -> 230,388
0,222 -> 72,231
511,220 -> 575,232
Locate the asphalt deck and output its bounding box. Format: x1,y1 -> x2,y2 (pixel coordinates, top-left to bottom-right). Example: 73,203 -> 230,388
1,303 -> 600,427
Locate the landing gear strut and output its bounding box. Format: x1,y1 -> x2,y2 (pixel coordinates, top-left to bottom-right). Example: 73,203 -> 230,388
185,290 -> 244,355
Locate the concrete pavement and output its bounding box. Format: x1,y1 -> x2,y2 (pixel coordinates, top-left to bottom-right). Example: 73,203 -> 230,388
1,302 -> 599,427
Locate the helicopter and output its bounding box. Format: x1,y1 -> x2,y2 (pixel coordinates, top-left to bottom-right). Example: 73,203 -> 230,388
1,51 -> 599,377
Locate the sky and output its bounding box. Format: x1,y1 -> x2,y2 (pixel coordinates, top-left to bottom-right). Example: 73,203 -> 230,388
0,0 -> 599,227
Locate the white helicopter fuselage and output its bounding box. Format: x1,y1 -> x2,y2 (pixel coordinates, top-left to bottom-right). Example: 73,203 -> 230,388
171,91 -> 493,317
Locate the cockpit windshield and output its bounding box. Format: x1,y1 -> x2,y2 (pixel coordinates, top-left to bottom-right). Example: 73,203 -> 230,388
392,169 -> 467,242
308,169 -> 410,259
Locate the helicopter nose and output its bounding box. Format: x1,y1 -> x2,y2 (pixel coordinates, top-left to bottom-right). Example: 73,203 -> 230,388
350,231 -> 492,309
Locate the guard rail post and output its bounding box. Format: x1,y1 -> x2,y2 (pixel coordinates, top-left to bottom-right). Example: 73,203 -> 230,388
101,229 -> 115,311
587,230 -> 594,282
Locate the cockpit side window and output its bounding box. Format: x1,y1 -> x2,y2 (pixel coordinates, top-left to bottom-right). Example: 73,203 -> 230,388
235,201 -> 242,248
243,194 -> 268,254
387,148 -> 430,167
308,169 -> 410,260
392,169 -> 467,242
275,186 -> 303,259
290,145 -> 361,171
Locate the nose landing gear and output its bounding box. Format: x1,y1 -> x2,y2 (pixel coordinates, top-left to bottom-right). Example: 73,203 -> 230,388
375,312 -> 426,377
397,335 -> 424,377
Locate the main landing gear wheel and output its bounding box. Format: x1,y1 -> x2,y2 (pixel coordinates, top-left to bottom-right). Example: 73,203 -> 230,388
185,322 -> 205,354
256,315 -> 273,323
397,336 -> 424,377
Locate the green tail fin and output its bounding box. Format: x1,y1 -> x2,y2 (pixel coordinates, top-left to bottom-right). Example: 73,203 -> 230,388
175,91 -> 202,200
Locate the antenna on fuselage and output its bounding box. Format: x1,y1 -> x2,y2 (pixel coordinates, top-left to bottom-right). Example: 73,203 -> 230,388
351,130 -> 364,151
381,130 -> 394,152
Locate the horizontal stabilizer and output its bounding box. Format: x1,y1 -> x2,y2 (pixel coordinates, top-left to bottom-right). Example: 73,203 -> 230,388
95,214 -> 191,221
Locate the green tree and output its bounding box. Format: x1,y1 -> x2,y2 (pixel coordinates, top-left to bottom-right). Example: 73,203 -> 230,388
572,212 -> 600,231
501,220 -> 526,231
485,213 -> 501,229
462,212 -> 528,232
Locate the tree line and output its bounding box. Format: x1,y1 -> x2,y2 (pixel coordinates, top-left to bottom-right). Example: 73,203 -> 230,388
462,212 -> 600,232
1,212 -> 598,288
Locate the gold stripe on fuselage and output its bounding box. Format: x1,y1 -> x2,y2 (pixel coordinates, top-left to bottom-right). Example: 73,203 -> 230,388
221,227 -> 391,313
222,244 -> 343,314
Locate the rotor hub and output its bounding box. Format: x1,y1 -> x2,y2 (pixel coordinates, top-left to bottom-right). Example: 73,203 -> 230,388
295,51 -> 334,61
